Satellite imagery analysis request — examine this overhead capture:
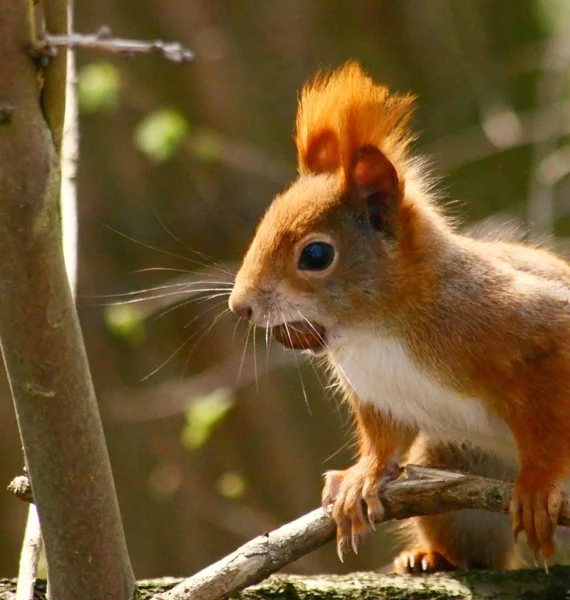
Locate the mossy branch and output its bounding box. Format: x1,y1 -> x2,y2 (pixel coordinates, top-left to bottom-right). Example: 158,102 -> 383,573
3,567 -> 570,600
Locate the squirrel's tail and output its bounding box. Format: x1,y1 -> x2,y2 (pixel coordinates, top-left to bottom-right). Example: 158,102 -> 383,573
394,435 -> 523,573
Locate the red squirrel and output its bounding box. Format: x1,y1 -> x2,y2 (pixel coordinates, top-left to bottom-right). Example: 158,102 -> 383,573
228,62 -> 570,572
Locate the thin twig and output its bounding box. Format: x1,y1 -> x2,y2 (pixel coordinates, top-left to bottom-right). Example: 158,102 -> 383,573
31,27 -> 194,64
61,6 -> 79,294
15,505 -> 42,600
155,465 -> 570,600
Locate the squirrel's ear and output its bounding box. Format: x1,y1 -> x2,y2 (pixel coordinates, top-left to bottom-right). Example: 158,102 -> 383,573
302,129 -> 340,174
349,145 -> 399,233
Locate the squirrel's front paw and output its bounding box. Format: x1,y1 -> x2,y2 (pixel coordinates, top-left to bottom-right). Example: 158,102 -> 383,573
322,460 -> 400,560
510,469 -> 562,561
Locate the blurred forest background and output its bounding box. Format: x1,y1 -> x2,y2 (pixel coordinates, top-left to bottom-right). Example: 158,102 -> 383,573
2,0 -> 570,580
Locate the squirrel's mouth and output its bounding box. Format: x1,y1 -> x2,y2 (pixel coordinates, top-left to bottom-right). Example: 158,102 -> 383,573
272,321 -> 327,352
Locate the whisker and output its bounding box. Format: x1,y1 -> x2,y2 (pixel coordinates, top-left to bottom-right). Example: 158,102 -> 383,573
180,306 -> 232,379
283,301 -> 347,415
236,321 -> 253,387
284,300 -> 329,350
231,316 -> 241,346
284,300 -> 352,402
141,299 -> 228,381
151,291 -> 231,323
252,323 -> 259,394
149,204 -> 235,277
264,314 -> 271,368
131,267 -> 234,280
100,221 -> 230,275
86,288 -> 231,309
283,301 -> 331,389
83,281 -> 232,301
280,309 -> 312,416
178,299 -> 229,333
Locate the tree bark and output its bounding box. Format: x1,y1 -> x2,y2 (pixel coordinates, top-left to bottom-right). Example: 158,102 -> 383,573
0,2 -> 134,598
2,569 -> 570,600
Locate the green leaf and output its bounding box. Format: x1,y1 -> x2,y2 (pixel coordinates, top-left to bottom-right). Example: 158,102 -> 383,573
181,388 -> 234,450
104,304 -> 146,346
217,471 -> 246,500
78,62 -> 121,114
133,109 -> 189,163
189,130 -> 222,163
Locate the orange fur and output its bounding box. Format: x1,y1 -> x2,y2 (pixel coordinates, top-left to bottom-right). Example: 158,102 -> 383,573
295,62 -> 415,184
230,62 -> 570,570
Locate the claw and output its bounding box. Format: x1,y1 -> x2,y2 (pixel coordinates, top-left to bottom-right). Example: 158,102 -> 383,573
323,460 -> 392,562
351,532 -> 360,554
421,556 -> 429,572
337,538 -> 346,563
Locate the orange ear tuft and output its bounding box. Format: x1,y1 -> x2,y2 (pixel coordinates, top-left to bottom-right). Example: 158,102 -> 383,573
350,145 -> 399,233
304,129 -> 340,174
352,145 -> 398,198
295,62 -> 415,182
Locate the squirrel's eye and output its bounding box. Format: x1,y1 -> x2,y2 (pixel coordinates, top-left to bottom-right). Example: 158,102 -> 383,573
298,242 -> 335,271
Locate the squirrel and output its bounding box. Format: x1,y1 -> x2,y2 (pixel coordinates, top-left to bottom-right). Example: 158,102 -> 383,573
228,61 -> 570,572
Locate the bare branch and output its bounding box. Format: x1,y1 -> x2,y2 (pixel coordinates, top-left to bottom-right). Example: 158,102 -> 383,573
41,0 -> 68,155
31,27 -> 194,64
15,504 -> 42,600
156,466 -> 570,600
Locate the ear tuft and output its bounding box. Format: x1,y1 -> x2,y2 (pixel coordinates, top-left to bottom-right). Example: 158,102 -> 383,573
351,145 -> 399,233
295,62 -> 415,181
304,129 -> 340,174
352,145 -> 398,197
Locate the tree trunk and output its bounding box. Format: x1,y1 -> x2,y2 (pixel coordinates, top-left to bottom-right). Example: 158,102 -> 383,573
0,2 -> 134,598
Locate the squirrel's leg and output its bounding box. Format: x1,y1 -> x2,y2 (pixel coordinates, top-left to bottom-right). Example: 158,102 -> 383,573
322,400 -> 415,560
508,404 -> 570,561
394,435 -> 521,573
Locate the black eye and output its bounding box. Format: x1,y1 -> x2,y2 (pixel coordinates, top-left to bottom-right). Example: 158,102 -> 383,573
298,242 -> 335,271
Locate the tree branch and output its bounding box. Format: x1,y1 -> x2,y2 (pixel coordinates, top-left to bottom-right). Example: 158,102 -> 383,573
40,0 -> 68,155
155,466 -> 570,600
15,504 -> 42,600
2,567 -> 570,600
5,465 -> 570,600
31,27 -> 194,64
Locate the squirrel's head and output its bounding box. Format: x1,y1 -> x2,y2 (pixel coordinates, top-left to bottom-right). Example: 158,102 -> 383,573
229,62 -> 432,354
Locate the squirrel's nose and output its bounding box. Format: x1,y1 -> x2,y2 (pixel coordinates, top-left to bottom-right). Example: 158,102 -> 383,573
229,296 -> 253,321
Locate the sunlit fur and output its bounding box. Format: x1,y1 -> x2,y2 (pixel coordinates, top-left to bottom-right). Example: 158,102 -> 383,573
230,62 -> 570,569
296,61 -> 415,183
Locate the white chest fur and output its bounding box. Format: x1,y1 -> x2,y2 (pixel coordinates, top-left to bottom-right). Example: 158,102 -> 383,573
330,331 -> 517,460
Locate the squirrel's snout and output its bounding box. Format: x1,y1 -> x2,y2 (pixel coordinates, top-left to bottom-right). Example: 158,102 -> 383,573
230,298 -> 253,321
228,287 -> 254,321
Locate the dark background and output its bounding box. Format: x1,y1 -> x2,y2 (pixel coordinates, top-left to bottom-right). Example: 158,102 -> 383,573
2,0 -> 570,579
